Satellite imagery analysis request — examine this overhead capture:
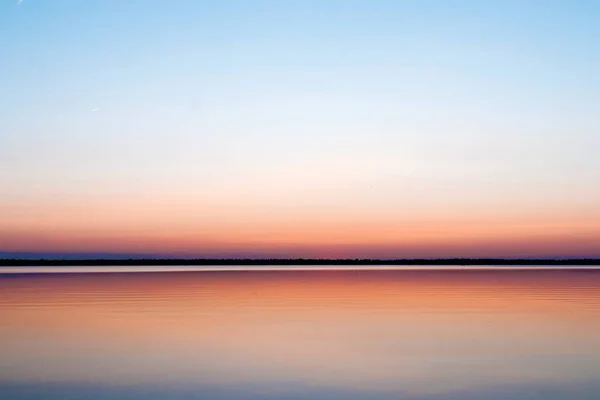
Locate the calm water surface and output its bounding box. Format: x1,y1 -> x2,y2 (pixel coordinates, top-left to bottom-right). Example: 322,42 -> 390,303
1,267 -> 599,399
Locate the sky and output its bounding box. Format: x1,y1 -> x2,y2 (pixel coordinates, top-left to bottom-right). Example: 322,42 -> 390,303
1,0 -> 599,259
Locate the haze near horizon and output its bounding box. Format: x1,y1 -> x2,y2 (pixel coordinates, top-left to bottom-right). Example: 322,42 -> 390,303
1,0 -> 599,259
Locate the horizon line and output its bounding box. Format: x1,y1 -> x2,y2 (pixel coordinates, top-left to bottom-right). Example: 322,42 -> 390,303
2,258 -> 600,267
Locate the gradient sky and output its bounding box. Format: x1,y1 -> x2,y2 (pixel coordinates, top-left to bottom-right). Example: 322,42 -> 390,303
1,0 -> 600,258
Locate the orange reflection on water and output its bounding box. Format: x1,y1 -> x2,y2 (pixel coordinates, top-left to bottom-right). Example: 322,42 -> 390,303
1,270 -> 600,396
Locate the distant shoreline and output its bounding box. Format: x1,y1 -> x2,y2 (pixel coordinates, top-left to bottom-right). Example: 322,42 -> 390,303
1,258 -> 599,267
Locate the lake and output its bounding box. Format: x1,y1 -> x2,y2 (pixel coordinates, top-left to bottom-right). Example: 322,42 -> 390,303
1,267 -> 599,399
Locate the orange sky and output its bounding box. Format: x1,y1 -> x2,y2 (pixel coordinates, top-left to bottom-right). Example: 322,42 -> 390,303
2,194 -> 599,258
2,0 -> 600,260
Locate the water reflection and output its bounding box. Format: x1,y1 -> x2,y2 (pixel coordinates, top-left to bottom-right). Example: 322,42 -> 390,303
1,269 -> 599,399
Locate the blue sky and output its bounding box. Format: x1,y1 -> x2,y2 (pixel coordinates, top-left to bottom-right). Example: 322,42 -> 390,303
1,0 -> 600,257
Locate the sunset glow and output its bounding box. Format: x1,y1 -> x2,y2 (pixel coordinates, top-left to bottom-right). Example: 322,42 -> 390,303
2,0 -> 600,259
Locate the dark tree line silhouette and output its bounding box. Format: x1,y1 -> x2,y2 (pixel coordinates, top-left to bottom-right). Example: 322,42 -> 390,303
1,258 -> 599,266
